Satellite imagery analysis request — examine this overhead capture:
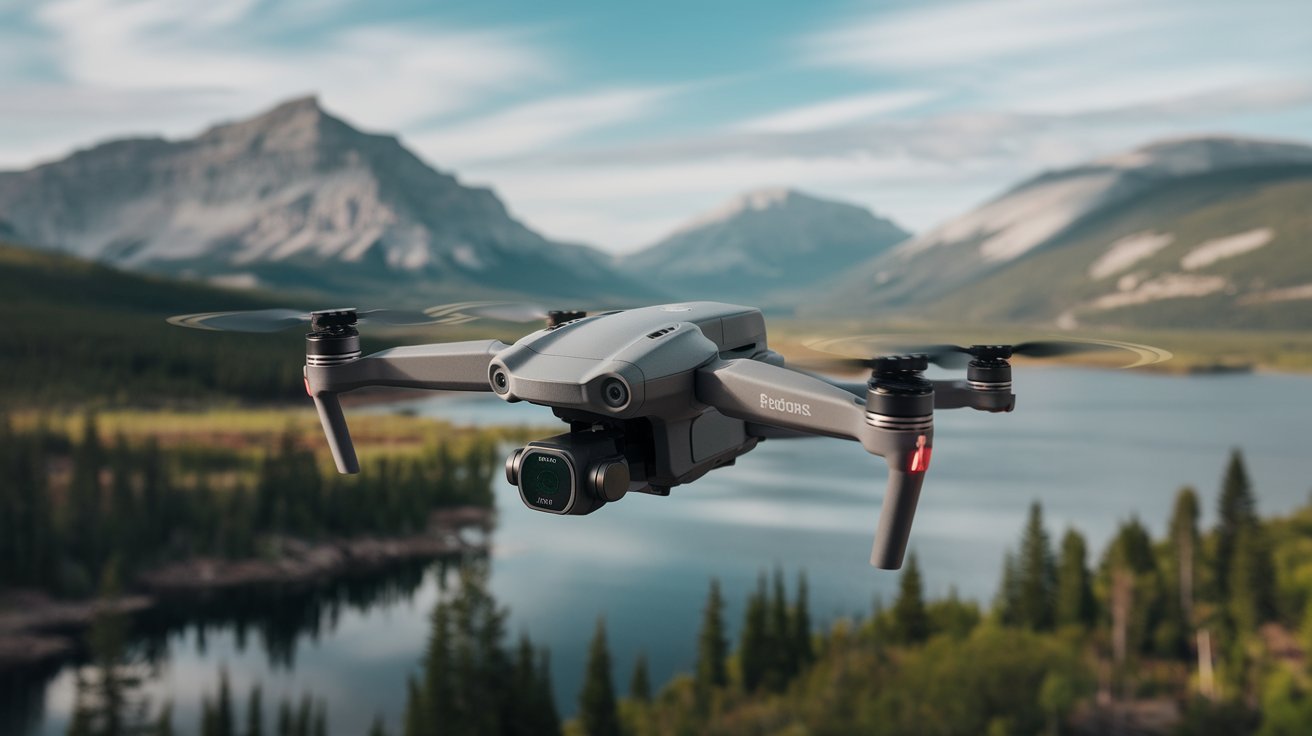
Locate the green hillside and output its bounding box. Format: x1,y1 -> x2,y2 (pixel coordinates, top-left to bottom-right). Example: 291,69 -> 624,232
899,166 -> 1312,330
2,243 -> 309,406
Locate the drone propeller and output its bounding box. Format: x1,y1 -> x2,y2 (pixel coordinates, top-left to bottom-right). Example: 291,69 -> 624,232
802,335 -> 1173,371
166,301 -> 550,333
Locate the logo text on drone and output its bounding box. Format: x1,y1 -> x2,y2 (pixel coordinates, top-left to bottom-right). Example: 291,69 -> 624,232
760,393 -> 812,417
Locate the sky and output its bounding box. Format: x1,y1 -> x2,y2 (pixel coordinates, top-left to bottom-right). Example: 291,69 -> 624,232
2,0 -> 1310,253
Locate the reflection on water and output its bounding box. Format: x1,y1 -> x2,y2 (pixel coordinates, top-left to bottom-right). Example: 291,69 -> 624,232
9,368 -> 1312,735
8,558 -> 455,736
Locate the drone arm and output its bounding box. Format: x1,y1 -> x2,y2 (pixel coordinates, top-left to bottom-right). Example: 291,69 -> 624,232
694,358 -> 868,443
696,359 -> 933,570
303,340 -> 506,475
306,340 -> 507,394
931,379 -> 1015,412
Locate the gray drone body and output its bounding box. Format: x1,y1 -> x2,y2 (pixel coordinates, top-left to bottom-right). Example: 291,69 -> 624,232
292,301 -> 1021,570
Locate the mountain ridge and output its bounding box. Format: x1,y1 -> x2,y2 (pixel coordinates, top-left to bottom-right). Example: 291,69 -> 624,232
622,187 -> 909,306
0,96 -> 657,305
812,135 -> 1312,329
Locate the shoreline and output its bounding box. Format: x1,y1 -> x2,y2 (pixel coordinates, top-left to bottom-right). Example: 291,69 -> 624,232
0,506 -> 493,672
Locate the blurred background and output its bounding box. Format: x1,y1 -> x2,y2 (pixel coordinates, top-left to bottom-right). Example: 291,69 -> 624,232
2,1 -> 1311,734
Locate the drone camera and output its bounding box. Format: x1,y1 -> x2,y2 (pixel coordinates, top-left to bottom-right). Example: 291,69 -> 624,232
506,431 -> 630,515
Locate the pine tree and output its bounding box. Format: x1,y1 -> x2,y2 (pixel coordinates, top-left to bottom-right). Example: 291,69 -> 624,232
108,433 -> 139,568
1215,450 -> 1257,600
509,634 -> 538,736
793,570 -> 813,668
1016,502 -> 1057,630
995,551 -> 1021,625
695,578 -> 729,699
276,700 -> 292,736
73,561 -> 152,736
1169,487 -> 1200,626
246,684 -> 263,736
508,634 -> 558,736
579,617 -> 621,736
739,574 -> 769,692
766,566 -> 793,688
1228,525 -> 1262,635
68,411 -> 105,585
1211,450 -> 1276,633
1106,517 -> 1162,658
891,552 -> 930,644
1055,528 -> 1095,628
629,652 -> 651,702
537,648 -> 561,736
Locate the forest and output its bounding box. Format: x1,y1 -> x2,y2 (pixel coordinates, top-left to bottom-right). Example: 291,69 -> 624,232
0,411 -> 501,598
42,448 -> 1312,735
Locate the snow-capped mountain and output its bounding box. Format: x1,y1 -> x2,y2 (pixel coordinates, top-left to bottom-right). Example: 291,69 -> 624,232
816,136 -> 1312,329
0,96 -> 658,304
621,188 -> 909,305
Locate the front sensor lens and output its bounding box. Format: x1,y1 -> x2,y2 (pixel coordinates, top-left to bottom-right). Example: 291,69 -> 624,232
492,369 -> 509,394
601,378 -> 629,408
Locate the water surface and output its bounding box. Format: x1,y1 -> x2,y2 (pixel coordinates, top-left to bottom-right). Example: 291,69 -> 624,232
17,368 -> 1312,735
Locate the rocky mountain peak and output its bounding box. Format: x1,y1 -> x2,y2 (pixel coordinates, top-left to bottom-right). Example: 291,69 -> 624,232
194,94 -> 365,157
673,187 -> 856,235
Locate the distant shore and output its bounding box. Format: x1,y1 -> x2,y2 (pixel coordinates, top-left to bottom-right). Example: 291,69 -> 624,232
0,506 -> 493,672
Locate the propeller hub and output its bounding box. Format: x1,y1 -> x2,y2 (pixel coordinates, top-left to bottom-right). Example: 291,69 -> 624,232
310,308 -> 358,334
869,354 -> 930,374
968,345 -> 1014,361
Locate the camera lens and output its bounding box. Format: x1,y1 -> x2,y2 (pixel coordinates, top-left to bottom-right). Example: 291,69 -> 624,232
519,450 -> 573,513
601,378 -> 628,408
491,369 -> 509,394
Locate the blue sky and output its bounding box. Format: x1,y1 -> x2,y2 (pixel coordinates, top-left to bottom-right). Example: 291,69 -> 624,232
2,0 -> 1310,251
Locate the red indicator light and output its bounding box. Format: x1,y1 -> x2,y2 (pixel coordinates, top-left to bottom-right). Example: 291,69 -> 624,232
303,377 -> 312,397
908,435 -> 932,473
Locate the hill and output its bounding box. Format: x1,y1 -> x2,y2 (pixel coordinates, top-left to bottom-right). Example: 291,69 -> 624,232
622,188 -> 908,306
0,97 -> 659,305
2,242 -> 310,406
813,137 -> 1312,329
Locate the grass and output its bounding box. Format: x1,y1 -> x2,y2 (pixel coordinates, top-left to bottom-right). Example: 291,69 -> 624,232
9,405 -> 550,473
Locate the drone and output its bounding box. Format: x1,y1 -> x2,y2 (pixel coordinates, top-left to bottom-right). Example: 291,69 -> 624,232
170,301 -> 1168,569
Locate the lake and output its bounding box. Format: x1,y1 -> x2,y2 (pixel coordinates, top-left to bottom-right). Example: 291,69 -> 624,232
11,368 -> 1312,735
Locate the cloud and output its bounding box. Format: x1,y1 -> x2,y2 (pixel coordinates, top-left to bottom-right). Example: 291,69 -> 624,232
801,0 -> 1312,113
464,80 -> 1312,250
525,81 -> 1312,167
0,0 -> 556,166
736,89 -> 937,133
805,0 -> 1155,71
411,87 -> 678,166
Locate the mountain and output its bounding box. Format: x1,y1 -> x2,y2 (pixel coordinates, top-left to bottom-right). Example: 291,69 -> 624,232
813,136 -> 1312,329
620,188 -> 909,306
0,96 -> 657,305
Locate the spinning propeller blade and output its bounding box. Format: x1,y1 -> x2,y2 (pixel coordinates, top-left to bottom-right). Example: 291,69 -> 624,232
801,335 -> 1172,370
167,301 -> 552,333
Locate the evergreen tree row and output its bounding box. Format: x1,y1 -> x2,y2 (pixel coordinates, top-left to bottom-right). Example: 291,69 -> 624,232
402,567 -> 560,736
0,411 -> 500,598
